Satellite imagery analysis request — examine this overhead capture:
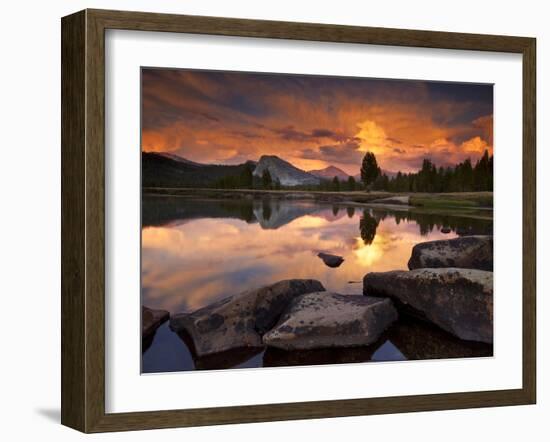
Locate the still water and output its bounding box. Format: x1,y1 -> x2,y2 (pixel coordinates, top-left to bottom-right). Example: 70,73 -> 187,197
142,196 -> 493,373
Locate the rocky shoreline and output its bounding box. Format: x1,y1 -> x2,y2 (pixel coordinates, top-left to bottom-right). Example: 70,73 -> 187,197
143,235 -> 493,366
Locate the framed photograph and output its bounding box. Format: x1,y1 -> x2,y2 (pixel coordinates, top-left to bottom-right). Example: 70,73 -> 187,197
61,9 -> 536,433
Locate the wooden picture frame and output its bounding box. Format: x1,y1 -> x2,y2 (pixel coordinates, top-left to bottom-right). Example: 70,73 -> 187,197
61,8 -> 536,433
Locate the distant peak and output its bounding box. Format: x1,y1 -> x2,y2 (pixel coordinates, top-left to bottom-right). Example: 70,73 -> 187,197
156,152 -> 204,167
253,155 -> 320,186
258,154 -> 282,161
308,165 -> 350,180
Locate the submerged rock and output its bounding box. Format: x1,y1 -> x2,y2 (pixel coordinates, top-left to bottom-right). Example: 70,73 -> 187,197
363,268 -> 493,343
191,345 -> 264,371
386,317 -> 493,360
170,279 -> 325,357
408,235 -> 493,271
263,342 -> 380,367
142,306 -> 170,340
317,252 -> 345,268
263,292 -> 398,350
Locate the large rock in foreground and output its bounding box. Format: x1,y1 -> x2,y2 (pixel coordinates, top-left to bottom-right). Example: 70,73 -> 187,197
142,306 -> 169,340
408,235 -> 493,271
263,292 -> 398,350
364,268 -> 493,343
170,279 -> 325,356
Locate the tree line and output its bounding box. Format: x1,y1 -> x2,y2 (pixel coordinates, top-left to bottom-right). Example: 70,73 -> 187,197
214,149 -> 493,193
362,150 -> 493,193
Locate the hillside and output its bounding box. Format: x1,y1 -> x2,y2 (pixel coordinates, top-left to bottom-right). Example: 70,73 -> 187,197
142,152 -> 254,188
253,155 -> 320,186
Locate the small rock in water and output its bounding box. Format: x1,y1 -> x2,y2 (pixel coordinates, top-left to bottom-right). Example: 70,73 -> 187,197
363,268 -> 493,343
317,252 -> 345,268
263,292 -> 398,350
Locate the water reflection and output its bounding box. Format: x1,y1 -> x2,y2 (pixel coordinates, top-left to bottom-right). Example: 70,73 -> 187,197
359,212 -> 379,245
141,196 -> 493,372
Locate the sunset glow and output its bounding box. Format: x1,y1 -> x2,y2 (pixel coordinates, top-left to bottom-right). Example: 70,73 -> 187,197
142,69 -> 493,174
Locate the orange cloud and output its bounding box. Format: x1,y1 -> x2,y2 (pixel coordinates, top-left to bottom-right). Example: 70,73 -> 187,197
355,120 -> 389,155
142,69 -> 493,174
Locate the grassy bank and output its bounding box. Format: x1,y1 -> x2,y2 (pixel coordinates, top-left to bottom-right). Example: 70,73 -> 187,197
409,193 -> 493,209
143,187 -> 493,209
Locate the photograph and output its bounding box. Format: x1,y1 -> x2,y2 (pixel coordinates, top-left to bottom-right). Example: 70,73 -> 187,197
140,68 -> 495,373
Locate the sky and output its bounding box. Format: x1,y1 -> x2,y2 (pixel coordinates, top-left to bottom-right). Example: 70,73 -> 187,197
141,68 -> 493,175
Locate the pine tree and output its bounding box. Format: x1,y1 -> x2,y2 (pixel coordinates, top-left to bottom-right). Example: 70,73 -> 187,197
347,176 -> 356,191
262,169 -> 272,189
332,176 -> 340,191
360,152 -> 381,190
239,166 -> 253,189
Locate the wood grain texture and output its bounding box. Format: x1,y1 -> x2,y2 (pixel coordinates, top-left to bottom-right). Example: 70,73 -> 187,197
89,8 -> 532,52
61,8 -> 537,433
522,38 -> 537,403
61,10 -> 86,431
85,9 -> 107,432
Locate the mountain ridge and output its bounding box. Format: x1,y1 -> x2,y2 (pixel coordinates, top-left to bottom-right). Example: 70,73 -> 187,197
308,165 -> 350,181
143,151 -> 396,188
142,152 -> 254,188
156,152 -> 204,167
253,155 -> 320,186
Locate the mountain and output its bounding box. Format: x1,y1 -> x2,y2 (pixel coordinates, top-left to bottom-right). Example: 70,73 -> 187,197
253,155 -> 320,186
308,165 -> 350,181
142,152 -> 254,188
157,152 -> 204,166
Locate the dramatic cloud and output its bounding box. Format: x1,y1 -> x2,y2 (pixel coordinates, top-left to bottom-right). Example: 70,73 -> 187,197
302,139 -> 363,166
142,68 -> 493,174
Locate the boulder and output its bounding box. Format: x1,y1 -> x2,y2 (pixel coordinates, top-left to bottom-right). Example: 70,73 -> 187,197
317,252 -> 345,268
263,292 -> 398,350
363,268 -> 493,343
170,279 -> 325,356
142,306 -> 169,340
408,235 -> 493,271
